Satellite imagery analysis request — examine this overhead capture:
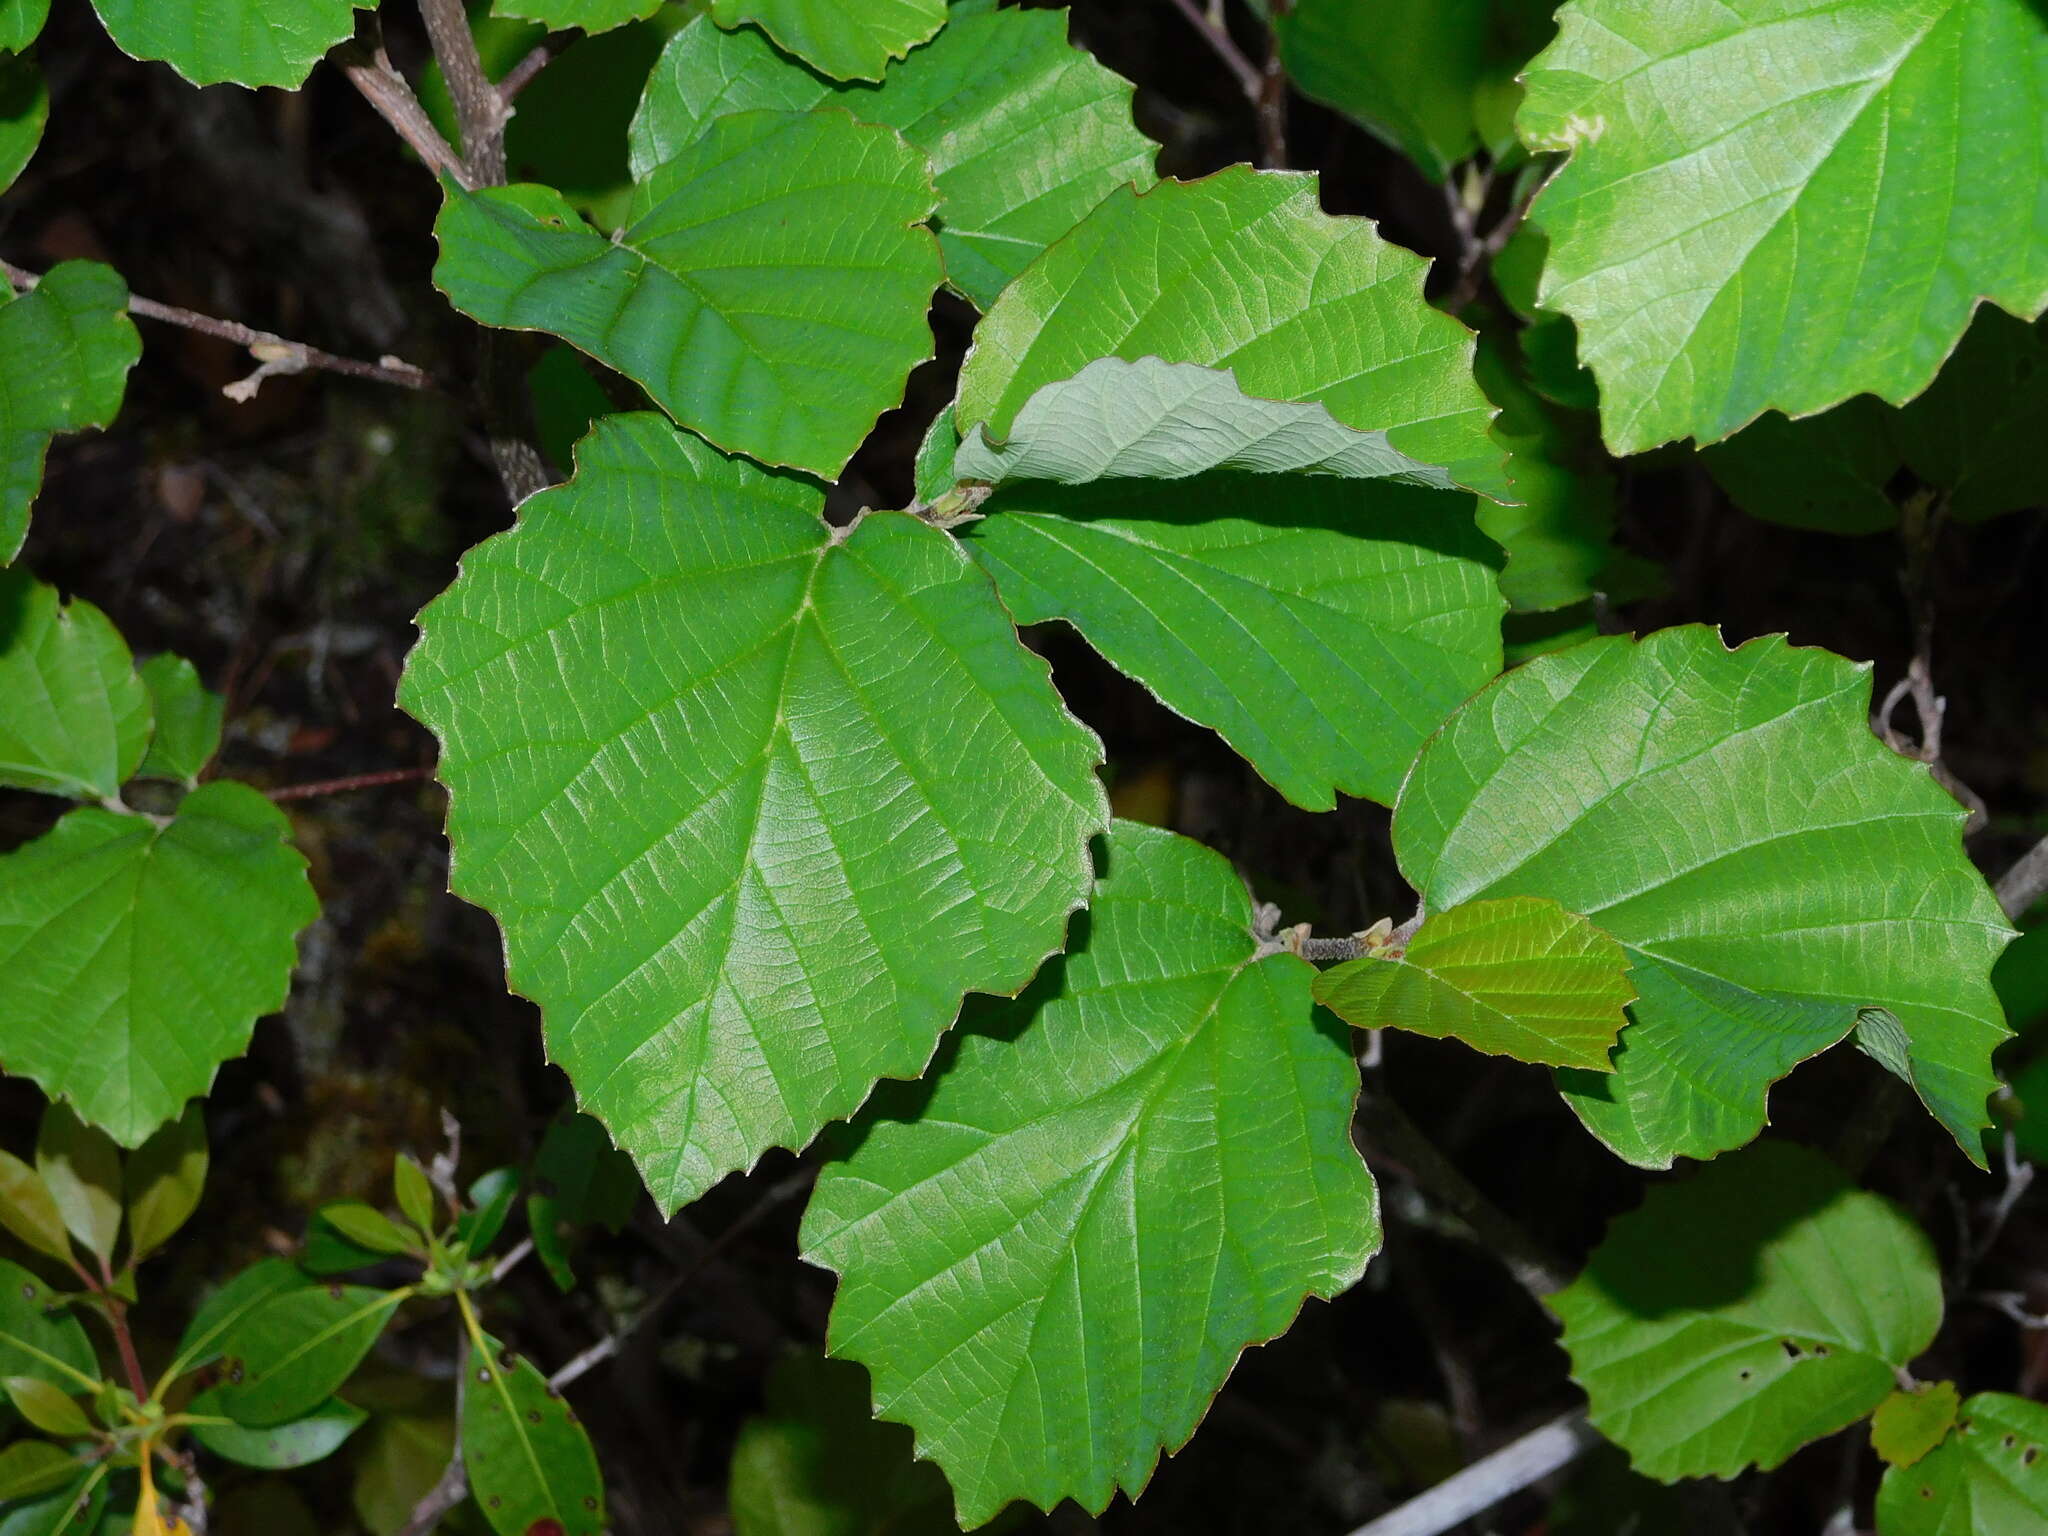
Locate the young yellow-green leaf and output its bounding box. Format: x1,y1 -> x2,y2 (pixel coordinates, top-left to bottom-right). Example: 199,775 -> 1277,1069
133,655 -> 223,787
167,1258 -> 311,1381
707,0 -> 944,83
0,50 -> 47,196
962,471 -> 1503,810
87,0 -> 362,89
491,0 -> 661,34
0,1149 -> 72,1265
123,1104 -> 207,1264
0,571 -> 148,801
1872,1381 -> 1962,1470
1392,627 -> 2013,1167
391,1156 -> 435,1237
34,1104 -> 122,1268
311,1203 -> 418,1258
728,1354 -> 959,1536
803,821 -> 1378,1527
1876,1393 -> 2048,1534
0,262 -> 139,565
630,3 -> 1154,308
461,1330 -> 605,1536
401,415 -> 1108,1213
0,782 -> 319,1147
1518,0 -> 2048,455
0,1441 -> 77,1503
955,168 -> 1505,498
1276,0 -> 1556,179
188,1392 -> 367,1470
215,1285 -> 405,1428
0,0 -> 50,52
3,1377 -> 91,1438
1703,311 -> 2048,533
1315,897 -> 1634,1071
433,108 -> 941,479
1555,1142 -> 1940,1480
0,1258 -> 96,1392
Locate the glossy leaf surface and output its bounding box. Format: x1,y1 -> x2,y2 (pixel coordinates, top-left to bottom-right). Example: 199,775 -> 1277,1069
804,822 -> 1377,1525
434,108 -> 940,478
1876,1393 -> 2048,1534
0,782 -> 318,1146
706,0 -> 944,82
402,415 -> 1108,1212
1518,0 -> 2048,454
88,0 -> 361,88
215,1284 -> 404,1428
0,571 -> 150,799
461,1330 -> 605,1536
1555,1142 -> 1940,1479
133,655 -> 222,787
1315,896 -> 1634,1070
0,1259 -> 94,1391
1392,627 -> 2012,1166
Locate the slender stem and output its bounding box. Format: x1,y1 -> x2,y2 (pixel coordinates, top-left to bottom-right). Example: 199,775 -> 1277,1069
2,260 -> 431,397
333,40 -> 474,188
1343,1410 -> 1600,1536
498,44 -> 554,104
104,1297 -> 150,1401
267,765 -> 437,802
489,1236 -> 534,1285
419,0 -> 509,184
1997,833 -> 2048,920
1254,34 -> 1289,169
1165,0 -> 1265,103
399,1331 -> 472,1536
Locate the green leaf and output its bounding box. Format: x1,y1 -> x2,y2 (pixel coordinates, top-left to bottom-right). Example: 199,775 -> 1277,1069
1555,1141 -> 1940,1480
0,1444 -> 76,1504
1391,627 -> 2013,1166
1872,1381 -> 1963,1470
954,168 -> 1505,498
0,262 -> 139,566
87,0 -> 362,89
122,1102 -> 206,1265
168,1259 -> 311,1381
433,109 -> 941,478
0,1150 -> 73,1266
311,1204 -> 418,1258
0,0 -> 50,53
0,1467 -> 103,1536
1276,0 -> 1556,179
1703,311 -> 2048,533
1876,1393 -> 2048,1534
1314,896 -> 1634,1071
460,1330 -> 605,1536
401,415 -> 1108,1212
34,1105 -> 122,1269
189,1392 -> 367,1470
2,1378 -> 90,1438
961,470 -> 1503,810
528,1114 -> 638,1292
0,1258 -> 96,1392
706,0 -> 944,83
133,655 -> 222,787
0,50 -> 47,197
631,4 -> 1153,308
953,356 -> 1471,490
391,1156 -> 435,1237
1517,0 -> 2048,455
0,570 -> 149,798
299,1210 -> 398,1277
491,0 -> 661,33
0,782 -> 317,1147
728,1354 -> 957,1536
455,1169 -> 518,1256
802,821 -> 1378,1526
216,1285 -> 405,1428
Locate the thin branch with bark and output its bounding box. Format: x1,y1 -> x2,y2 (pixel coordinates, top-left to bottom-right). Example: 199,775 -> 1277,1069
3,259 -> 432,399
417,0 -> 510,183
334,40 -> 472,187
1345,1410 -> 1601,1536
1997,834 -> 2048,919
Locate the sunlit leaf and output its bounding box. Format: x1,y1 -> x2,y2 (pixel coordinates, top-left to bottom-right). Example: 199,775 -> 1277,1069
0,0 -> 50,53
1871,1381 -> 1962,1470
133,656 -> 223,788
1876,1393 -> 2048,1534
490,0 -> 661,33
0,783 -> 319,1147
189,1393 -> 367,1470
123,1103 -> 206,1265
0,1150 -> 72,1266
34,1104 -> 122,1268
0,50 -> 47,196
460,1329 -> 604,1536
0,1258 -> 96,1392
0,570 -> 149,800
1518,0 -> 2048,454
402,415 -> 1108,1212
215,1285 -> 405,1428
804,821 -> 1377,1526
706,0 -> 944,83
87,0 -> 362,89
